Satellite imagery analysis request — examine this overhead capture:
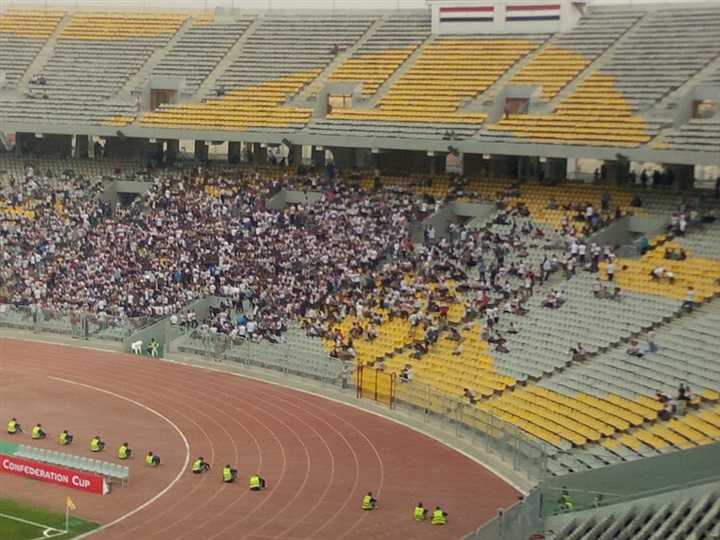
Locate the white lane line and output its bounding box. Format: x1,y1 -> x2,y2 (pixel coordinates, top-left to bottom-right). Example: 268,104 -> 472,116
47,376 -> 191,538
162,358 -> 528,494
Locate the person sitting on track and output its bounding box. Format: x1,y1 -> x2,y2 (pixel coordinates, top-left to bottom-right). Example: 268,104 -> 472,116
192,457 -> 211,474
7,418 -> 23,434
249,473 -> 266,491
362,491 -> 377,510
90,435 -> 106,452
223,465 -> 238,483
118,442 -> 132,459
146,451 -> 161,467
59,430 -> 74,445
32,423 -> 47,439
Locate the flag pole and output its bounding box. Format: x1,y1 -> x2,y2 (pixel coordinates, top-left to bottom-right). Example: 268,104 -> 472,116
65,499 -> 69,533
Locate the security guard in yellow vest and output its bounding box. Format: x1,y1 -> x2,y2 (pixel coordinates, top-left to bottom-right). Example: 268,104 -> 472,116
31,423 -> 47,439
249,474 -> 266,491
90,436 -> 106,452
557,488 -> 573,513
362,492 -> 377,510
147,451 -> 161,467
192,457 -> 211,474
222,465 -> 238,483
59,430 -> 74,445
431,506 -> 448,525
7,418 -> 22,434
118,442 -> 132,459
414,502 -> 427,521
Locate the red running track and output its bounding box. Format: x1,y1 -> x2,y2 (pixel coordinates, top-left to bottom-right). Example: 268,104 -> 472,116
0,338 -> 520,539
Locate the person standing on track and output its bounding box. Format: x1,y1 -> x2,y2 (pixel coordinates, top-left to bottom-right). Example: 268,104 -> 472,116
146,451 -> 161,467
118,442 -> 132,459
249,473 -> 266,491
192,457 -> 211,474
90,435 -> 106,452
7,418 -> 23,434
59,430 -> 74,445
32,423 -> 47,439
362,492 -> 377,510
414,502 -> 428,521
222,465 -> 238,483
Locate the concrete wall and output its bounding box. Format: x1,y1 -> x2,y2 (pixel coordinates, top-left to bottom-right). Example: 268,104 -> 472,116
589,215 -> 668,258
98,180 -> 152,207
266,189 -> 324,210
541,441 -> 720,514
423,200 -> 496,238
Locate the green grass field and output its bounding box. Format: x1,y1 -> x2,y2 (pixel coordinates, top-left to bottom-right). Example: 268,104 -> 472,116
0,498 -> 99,539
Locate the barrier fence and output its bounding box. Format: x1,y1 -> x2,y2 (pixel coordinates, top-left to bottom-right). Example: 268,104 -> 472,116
466,486 -> 543,540
179,328 -> 347,386
0,304 -> 154,342
356,364 -> 396,408
393,381 -> 549,481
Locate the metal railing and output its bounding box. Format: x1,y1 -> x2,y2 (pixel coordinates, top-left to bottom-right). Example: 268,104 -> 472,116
179,328 -> 346,387
0,304 -> 154,342
393,381 -> 549,481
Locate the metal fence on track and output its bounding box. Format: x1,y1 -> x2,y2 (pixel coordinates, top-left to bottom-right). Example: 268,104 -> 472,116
393,381 -> 549,481
0,304 -> 154,342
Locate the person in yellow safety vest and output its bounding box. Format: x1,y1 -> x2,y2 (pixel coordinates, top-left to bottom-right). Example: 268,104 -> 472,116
222,465 -> 238,483
414,502 -> 428,521
249,474 -> 266,491
90,436 -> 106,452
362,492 -> 377,510
59,430 -> 74,445
7,418 -> 23,434
146,451 -> 161,467
118,442 -> 132,459
557,488 -> 574,513
431,506 -> 448,525
31,423 -> 47,439
192,457 -> 211,474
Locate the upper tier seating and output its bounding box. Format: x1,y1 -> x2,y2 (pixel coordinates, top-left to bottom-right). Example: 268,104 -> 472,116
139,73 -> 316,131
651,118 -> 720,154
0,11 -> 188,125
0,9 -> 65,88
509,10 -> 643,100
326,37 -> 543,125
600,5 -> 720,110
214,15 -> 377,90
147,14 -> 255,91
483,72 -> 666,147
326,14 -> 430,96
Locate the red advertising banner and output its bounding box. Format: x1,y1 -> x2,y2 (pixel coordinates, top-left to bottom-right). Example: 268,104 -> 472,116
1,454 -> 109,495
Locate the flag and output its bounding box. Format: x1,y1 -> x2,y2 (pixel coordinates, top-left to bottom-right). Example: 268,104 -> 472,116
66,496 -> 76,511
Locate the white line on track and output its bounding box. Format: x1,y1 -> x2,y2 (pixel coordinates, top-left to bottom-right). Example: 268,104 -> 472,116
162,357 -> 528,494
46,376 -> 191,538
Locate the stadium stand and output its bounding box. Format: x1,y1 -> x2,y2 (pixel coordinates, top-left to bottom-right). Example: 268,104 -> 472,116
0,10 -> 189,125
325,14 -> 430,96
509,10 -> 645,100
144,13 -> 255,92
599,5 -> 720,110
0,8 -> 66,87
2,3 -> 720,537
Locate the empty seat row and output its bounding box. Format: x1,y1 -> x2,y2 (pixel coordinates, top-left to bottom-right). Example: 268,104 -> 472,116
15,444 -> 130,485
